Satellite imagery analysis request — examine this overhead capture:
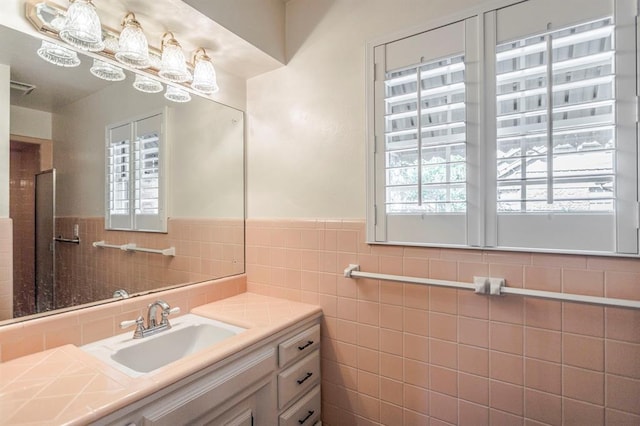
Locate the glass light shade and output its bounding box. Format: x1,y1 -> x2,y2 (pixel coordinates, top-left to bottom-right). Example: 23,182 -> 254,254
159,34 -> 191,83
90,59 -> 126,81
36,40 -> 81,67
59,0 -> 104,52
115,13 -> 149,68
191,51 -> 219,94
50,14 -> 66,31
148,52 -> 162,70
103,34 -> 119,52
133,74 -> 163,93
164,85 -> 191,103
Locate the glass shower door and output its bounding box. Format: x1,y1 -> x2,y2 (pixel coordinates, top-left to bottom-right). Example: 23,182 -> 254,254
35,169 -> 55,312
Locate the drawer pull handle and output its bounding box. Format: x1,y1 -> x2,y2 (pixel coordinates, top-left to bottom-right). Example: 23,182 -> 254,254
298,410 -> 315,424
296,372 -> 313,385
298,340 -> 314,351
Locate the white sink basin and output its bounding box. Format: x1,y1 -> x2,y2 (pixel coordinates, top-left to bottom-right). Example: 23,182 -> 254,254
81,314 -> 245,377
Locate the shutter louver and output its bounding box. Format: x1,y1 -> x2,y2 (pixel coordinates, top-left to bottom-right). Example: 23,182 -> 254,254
384,54 -> 467,214
495,18 -> 615,213
105,112 -> 166,232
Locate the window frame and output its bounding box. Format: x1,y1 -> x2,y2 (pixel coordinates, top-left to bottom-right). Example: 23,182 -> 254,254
373,17 -> 481,247
366,0 -> 640,257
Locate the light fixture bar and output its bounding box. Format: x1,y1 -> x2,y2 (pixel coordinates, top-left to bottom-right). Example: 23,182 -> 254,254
25,0 -> 219,97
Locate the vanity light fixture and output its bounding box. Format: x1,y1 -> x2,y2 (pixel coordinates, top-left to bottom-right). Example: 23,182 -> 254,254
90,58 -> 126,81
58,0 -> 104,52
36,40 -> 81,67
191,48 -> 219,94
133,74 -> 163,93
164,85 -> 191,103
27,2 -> 222,95
115,12 -> 149,69
159,32 -> 191,83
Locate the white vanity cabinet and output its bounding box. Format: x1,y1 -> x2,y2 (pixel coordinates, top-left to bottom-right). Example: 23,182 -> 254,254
93,318 -> 321,426
276,324 -> 321,426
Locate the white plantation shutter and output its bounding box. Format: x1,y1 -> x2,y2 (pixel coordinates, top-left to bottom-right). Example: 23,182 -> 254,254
107,123 -> 132,230
134,113 -> 166,232
105,111 -> 166,232
490,0 -> 638,253
384,54 -> 467,214
373,17 -> 480,246
369,0 -> 639,256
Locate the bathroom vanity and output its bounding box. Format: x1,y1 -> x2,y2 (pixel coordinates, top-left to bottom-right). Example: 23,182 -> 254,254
0,293 -> 322,426
94,317 -> 321,425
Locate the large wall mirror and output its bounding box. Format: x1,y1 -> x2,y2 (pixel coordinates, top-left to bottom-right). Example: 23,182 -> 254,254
3,24 -> 245,323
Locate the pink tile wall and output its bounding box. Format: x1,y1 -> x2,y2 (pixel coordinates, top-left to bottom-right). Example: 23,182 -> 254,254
53,217 -> 244,310
0,218 -> 12,320
0,274 -> 246,362
246,218 -> 640,426
9,142 -> 40,317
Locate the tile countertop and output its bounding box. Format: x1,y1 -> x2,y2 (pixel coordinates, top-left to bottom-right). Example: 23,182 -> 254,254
0,293 -> 322,426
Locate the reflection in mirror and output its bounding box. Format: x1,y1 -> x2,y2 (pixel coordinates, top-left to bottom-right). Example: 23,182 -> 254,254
3,24 -> 245,323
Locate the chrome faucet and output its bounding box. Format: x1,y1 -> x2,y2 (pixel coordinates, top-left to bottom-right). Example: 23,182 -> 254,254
120,300 -> 180,339
148,300 -> 170,328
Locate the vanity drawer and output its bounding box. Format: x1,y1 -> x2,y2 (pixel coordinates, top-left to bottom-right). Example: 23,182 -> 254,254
279,324 -> 320,367
279,385 -> 321,426
278,350 -> 320,409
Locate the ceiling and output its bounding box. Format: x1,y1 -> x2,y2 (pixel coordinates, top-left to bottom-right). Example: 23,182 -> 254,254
3,0 -> 288,112
3,25 -> 112,112
42,0 -> 284,79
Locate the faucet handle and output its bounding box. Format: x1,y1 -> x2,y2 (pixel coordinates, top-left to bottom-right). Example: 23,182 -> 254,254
160,306 -> 180,326
120,316 -> 143,329
120,316 -> 145,339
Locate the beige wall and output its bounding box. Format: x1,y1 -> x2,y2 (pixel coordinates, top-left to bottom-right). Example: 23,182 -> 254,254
185,0 -> 286,64
10,105 -> 52,140
169,103 -> 244,218
246,0 -> 487,218
10,107 -> 54,172
53,81 -> 244,218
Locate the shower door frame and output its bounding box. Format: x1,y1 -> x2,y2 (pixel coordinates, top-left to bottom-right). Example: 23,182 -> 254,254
34,168 -> 56,313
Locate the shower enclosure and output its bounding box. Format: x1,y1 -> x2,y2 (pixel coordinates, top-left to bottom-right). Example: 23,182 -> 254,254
34,169 -> 55,313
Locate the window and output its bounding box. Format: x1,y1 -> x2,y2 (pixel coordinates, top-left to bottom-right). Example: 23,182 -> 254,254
372,18 -> 480,246
384,53 -> 467,215
496,19 -> 615,214
369,0 -> 639,255
106,111 -> 166,232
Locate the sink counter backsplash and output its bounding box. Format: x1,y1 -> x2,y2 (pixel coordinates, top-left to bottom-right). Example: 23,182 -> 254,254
0,291 -> 323,425
0,275 -> 246,362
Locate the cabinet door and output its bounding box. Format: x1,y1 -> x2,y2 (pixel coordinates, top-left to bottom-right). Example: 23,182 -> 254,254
222,409 -> 252,426
203,404 -> 254,426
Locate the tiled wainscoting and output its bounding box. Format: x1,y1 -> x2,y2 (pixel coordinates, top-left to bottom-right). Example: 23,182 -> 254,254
0,274 -> 246,362
245,218 -> 640,425
53,217 -> 244,309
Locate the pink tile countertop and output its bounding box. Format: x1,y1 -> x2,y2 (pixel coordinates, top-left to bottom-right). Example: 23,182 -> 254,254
0,293 -> 322,425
